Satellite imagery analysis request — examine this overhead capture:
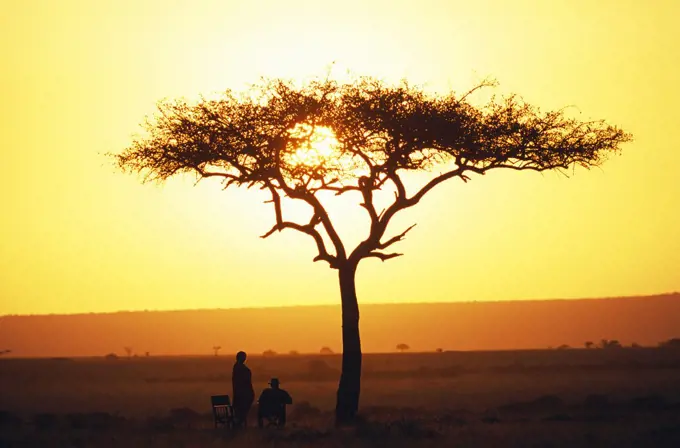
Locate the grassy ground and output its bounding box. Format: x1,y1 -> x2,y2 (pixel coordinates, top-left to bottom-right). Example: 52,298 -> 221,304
1,349 -> 680,446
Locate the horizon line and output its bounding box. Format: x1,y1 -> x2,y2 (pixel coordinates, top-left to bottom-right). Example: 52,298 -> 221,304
2,291 -> 678,319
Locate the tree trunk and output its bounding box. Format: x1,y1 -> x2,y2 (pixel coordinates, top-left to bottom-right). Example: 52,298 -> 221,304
335,263 -> 362,425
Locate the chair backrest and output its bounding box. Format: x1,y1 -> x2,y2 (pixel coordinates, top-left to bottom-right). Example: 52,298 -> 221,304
211,395 -> 231,407
211,395 -> 234,428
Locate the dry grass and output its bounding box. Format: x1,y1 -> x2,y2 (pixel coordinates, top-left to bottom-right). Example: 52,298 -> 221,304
1,349 -> 680,446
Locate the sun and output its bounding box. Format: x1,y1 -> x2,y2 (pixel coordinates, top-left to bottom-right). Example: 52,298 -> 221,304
287,123 -> 340,167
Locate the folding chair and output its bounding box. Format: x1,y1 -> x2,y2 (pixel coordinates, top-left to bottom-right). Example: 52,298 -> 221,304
211,395 -> 235,429
258,402 -> 287,428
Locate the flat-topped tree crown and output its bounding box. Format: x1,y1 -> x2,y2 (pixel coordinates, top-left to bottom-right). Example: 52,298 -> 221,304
114,75 -> 631,423
116,77 -> 629,267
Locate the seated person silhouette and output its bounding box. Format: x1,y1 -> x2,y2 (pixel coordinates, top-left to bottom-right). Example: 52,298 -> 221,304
257,378 -> 293,428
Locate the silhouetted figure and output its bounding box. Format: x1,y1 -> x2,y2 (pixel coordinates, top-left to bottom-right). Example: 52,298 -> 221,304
232,351 -> 254,427
257,378 -> 293,427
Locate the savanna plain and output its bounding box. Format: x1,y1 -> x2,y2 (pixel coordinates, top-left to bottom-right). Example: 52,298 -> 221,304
2,348 -> 680,447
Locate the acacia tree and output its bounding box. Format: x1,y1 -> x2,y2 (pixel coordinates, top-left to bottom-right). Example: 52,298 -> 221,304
396,343 -> 410,353
114,76 -> 630,423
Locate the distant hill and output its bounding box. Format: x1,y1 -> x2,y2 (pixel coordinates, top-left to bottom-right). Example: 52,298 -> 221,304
1,293 -> 679,357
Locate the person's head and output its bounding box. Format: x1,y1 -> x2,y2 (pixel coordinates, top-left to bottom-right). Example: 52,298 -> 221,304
236,351 -> 247,363
269,378 -> 280,389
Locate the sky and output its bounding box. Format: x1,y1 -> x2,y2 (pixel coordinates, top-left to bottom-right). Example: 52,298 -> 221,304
1,0 -> 679,315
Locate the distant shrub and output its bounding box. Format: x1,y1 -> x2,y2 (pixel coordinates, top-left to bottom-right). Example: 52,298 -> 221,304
659,338 -> 680,348
434,409 -> 469,426
584,394 -> 610,409
396,343 -> 410,353
263,349 -> 277,357
0,411 -> 22,428
289,350 -> 300,356
307,359 -> 337,380
145,415 -> 174,432
262,427 -> 332,444
498,395 -> 565,414
104,353 -> 118,361
168,407 -> 202,428
599,339 -> 622,349
66,412 -> 125,430
435,348 -> 444,353
480,415 -> 501,424
354,418 -> 391,439
145,407 -> 205,431
33,413 -> 59,431
355,417 -> 439,440
630,395 -> 667,410
389,418 -> 439,439
543,413 -> 573,421
319,346 -> 334,355
289,401 -> 322,420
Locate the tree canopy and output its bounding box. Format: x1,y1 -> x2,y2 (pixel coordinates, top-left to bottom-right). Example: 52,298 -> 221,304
115,77 -> 630,270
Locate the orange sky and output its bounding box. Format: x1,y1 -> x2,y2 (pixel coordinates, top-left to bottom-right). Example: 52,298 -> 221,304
1,0 -> 679,315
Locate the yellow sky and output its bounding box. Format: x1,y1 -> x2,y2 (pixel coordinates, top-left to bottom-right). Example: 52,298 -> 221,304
1,0 -> 679,315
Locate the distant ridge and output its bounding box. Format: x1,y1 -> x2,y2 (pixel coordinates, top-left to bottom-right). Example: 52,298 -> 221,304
1,293 -> 679,357
3,292 -> 679,317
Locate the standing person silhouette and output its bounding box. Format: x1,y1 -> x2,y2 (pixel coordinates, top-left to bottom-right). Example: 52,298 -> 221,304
232,351 -> 254,427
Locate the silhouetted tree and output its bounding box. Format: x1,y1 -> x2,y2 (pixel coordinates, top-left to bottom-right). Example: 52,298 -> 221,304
114,75 -> 631,423
435,348 -> 444,353
124,347 -> 133,358
396,343 -> 410,353
584,341 -> 594,349
212,346 -> 221,356
556,344 -> 570,350
658,338 -> 680,348
289,350 -> 300,356
104,353 -> 118,361
308,359 -> 336,379
0,349 -> 11,356
320,347 -> 334,355
600,339 -> 622,349
263,349 -> 277,357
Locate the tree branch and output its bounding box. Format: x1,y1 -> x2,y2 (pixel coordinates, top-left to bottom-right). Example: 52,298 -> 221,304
363,251 -> 403,261
387,170 -> 406,200
271,136 -> 347,261
408,164 -> 485,206
377,223 -> 417,250
261,184 -> 338,268
358,175 -> 379,231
